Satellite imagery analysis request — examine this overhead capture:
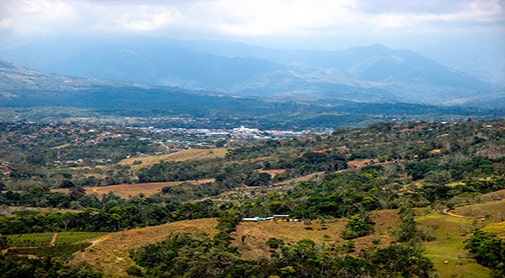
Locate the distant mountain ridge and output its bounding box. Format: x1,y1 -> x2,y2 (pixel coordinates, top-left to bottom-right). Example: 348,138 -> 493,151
0,37 -> 501,106
0,59 -> 122,91
1,60 -> 504,128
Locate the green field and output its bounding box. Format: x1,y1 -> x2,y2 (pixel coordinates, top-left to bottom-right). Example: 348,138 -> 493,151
6,231 -> 108,247
55,232 -> 109,245
417,213 -> 492,278
5,232 -> 108,260
424,238 -> 491,278
7,242 -> 92,259
6,232 -> 54,247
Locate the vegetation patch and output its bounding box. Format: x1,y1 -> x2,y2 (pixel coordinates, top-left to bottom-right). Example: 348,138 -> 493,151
7,242 -> 91,260
481,221 -> 505,237
6,232 -> 53,247
424,238 -> 491,278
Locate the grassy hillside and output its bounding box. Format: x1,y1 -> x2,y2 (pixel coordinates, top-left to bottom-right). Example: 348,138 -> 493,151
230,209 -> 399,260
417,213 -> 491,278
69,218 -> 219,277
416,199 -> 505,278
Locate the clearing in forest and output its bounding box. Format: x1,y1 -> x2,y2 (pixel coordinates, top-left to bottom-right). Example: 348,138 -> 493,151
53,179 -> 215,199
118,148 -> 228,169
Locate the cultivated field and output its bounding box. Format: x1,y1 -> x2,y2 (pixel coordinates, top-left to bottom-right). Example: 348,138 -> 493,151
6,231 -> 109,247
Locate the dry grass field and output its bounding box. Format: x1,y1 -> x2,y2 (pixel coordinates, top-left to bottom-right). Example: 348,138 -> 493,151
0,206 -> 81,216
118,148 -> 228,169
230,209 -> 400,260
52,179 -> 215,199
70,218 -> 219,277
347,159 -> 376,169
452,198 -> 505,222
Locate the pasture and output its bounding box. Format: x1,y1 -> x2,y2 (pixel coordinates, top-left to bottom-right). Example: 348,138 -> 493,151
417,213 -> 492,278
118,148 -> 228,169
230,209 -> 400,260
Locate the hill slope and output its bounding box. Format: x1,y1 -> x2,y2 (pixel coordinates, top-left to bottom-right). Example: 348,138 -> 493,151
70,218 -> 219,277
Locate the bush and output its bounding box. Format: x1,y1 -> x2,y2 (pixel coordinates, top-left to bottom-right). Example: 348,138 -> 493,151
341,214 -> 374,240
266,237 -> 284,249
465,230 -> 505,277
126,264 -> 145,277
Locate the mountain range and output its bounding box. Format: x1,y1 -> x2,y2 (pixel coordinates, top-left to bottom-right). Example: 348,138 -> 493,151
1,58 -> 505,129
0,37 -> 502,107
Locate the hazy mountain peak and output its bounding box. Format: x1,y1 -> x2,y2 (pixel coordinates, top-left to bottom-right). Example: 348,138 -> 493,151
357,43 -> 392,54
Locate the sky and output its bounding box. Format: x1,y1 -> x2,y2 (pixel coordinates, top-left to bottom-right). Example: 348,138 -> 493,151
0,0 -> 504,80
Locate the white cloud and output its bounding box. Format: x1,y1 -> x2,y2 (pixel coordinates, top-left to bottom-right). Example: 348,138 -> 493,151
0,0 -> 77,34
0,0 -> 503,44
92,4 -> 181,32
191,0 -> 357,36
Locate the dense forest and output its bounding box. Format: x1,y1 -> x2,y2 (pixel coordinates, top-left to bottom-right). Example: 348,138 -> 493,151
1,119 -> 505,277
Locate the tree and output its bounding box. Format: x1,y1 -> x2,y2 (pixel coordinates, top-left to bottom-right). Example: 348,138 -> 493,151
342,213 -> 375,239
393,206 -> 418,243
371,244 -> 435,277
465,230 -> 505,277
60,179 -> 75,188
245,172 -> 271,187
69,186 -> 86,201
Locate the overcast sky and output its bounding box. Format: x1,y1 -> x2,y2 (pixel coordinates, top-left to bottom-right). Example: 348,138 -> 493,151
0,0 -> 504,78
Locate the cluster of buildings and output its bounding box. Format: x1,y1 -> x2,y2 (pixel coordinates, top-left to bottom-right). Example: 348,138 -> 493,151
241,215 -> 301,222
142,126 -> 309,140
